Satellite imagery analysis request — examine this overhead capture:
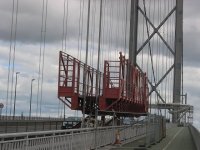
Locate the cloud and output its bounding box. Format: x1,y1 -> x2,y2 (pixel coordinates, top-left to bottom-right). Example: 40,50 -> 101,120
183,0 -> 200,68
0,0 -> 70,43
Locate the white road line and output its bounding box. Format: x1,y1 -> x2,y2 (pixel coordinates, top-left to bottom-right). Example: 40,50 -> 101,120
162,127 -> 184,150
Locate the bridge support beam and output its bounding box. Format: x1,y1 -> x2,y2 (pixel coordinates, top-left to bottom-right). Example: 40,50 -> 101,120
173,0 -> 183,123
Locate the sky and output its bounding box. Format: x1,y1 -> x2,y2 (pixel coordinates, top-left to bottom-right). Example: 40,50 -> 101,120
0,0 -> 200,128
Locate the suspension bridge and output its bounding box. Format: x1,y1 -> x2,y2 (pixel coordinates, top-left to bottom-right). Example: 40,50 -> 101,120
0,0 -> 199,149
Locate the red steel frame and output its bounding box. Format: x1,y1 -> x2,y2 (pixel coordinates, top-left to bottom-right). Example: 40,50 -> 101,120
58,51 -> 148,116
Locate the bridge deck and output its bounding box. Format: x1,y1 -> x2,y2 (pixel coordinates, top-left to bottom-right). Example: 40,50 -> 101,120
107,126 -> 196,150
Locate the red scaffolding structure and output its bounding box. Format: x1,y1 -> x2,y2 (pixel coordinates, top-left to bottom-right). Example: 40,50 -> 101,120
58,51 -> 148,116
99,52 -> 148,114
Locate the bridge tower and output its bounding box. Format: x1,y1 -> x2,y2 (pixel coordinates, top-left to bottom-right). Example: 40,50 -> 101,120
129,0 -> 138,65
173,0 -> 183,123
129,0 -> 184,123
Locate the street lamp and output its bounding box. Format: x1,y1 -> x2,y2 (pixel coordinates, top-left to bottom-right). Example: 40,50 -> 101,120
29,78 -> 35,119
13,72 -> 20,119
0,103 -> 4,119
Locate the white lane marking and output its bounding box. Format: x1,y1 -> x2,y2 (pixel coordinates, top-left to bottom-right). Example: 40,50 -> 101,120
162,127 -> 184,150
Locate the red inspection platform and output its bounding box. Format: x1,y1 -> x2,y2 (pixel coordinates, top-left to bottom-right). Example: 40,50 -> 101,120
58,51 -> 148,116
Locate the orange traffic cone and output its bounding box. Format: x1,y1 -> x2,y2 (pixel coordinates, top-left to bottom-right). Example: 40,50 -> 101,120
114,130 -> 121,144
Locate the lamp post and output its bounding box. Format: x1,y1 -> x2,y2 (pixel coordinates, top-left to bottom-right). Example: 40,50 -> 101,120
29,78 -> 35,119
0,103 -> 4,119
13,72 -> 20,119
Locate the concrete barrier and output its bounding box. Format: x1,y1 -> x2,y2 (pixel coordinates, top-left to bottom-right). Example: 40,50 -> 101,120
188,124 -> 200,150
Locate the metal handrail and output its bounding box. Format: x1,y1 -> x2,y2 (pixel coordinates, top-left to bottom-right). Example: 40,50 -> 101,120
0,125 -> 146,150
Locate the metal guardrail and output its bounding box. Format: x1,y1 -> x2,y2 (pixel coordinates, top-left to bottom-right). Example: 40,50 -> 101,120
0,115 -> 63,121
0,120 -> 63,134
0,125 -> 146,150
145,115 -> 166,147
188,124 -> 200,150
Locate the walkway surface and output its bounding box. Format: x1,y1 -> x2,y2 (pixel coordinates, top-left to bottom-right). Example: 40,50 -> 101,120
101,126 -> 196,150
149,127 -> 196,150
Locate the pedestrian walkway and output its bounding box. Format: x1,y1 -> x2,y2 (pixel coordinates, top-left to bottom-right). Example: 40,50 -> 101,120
104,126 -> 196,150
150,127 -> 196,150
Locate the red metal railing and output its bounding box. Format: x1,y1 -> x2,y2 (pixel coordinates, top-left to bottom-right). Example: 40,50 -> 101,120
58,51 -> 103,111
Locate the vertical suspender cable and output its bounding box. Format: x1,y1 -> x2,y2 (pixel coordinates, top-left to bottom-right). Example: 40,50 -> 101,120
168,0 -> 172,119
110,3 -> 115,57
64,0 -> 69,52
78,0 -> 83,59
76,0 -> 84,117
108,1 -> 113,60
80,1 -> 85,61
62,0 -> 66,50
99,0 -> 104,71
104,1 -> 106,63
105,0 -> 109,60
95,0 -> 102,149
158,1 -> 162,105
168,0 -> 171,118
89,1 -> 93,67
91,0 -> 97,68
100,0 -> 103,66
124,0 -> 128,54
114,1 -> 118,60
6,0 -> 15,117
159,0 -> 163,116
40,0 -> 48,117
37,0 -> 45,117
142,2 -> 145,69
164,0 -> 170,118
10,0 -> 19,116
143,0 -> 156,85
58,0 -> 64,117
82,0 -> 91,128
95,0 -> 102,128
167,0 -> 172,115
171,0 -> 175,105
143,0 -> 157,115
60,0 -> 68,118
158,0 -> 162,105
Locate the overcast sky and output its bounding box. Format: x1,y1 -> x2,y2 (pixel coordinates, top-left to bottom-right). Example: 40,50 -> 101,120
0,0 -> 200,128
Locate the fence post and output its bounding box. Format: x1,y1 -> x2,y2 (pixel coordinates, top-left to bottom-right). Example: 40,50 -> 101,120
25,134 -> 29,150
26,122 -> 28,132
52,132 -> 55,150
71,131 -> 73,150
